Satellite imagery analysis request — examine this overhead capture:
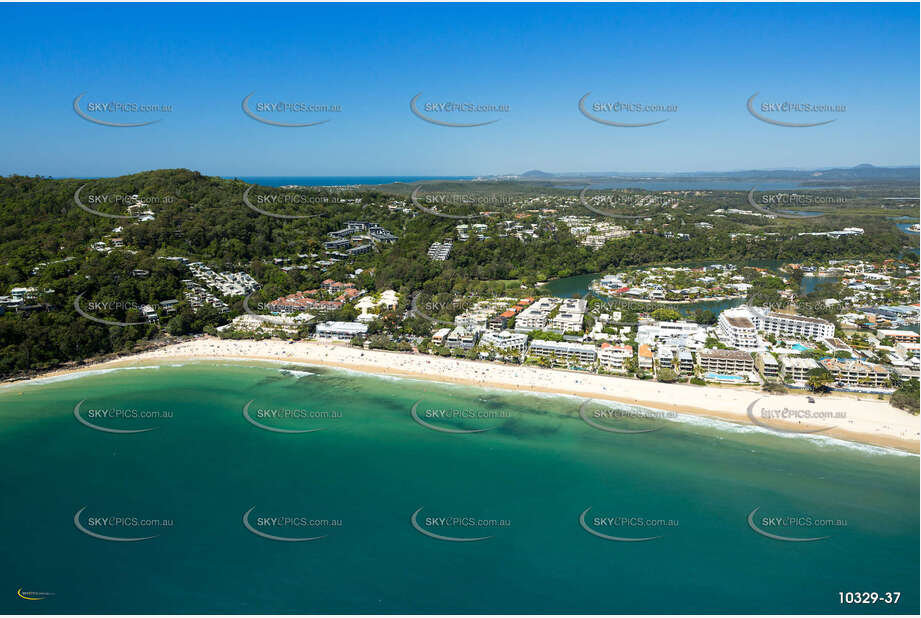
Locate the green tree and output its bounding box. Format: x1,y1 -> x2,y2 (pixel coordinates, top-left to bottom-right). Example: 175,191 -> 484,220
890,378 -> 919,415
657,368 -> 678,383
806,367 -> 834,392
651,308 -> 682,322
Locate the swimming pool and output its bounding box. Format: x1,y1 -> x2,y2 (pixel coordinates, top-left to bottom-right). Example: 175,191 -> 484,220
704,372 -> 745,382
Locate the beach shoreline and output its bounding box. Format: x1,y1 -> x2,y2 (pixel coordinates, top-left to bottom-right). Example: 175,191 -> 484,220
5,336 -> 919,454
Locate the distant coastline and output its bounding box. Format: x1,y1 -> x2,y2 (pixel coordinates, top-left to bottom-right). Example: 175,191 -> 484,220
225,175 -> 475,187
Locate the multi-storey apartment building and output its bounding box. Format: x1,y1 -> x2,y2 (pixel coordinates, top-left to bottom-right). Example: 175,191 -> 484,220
480,330 -> 529,356
445,326 -> 478,350
748,307 -> 834,341
528,339 -> 597,366
427,242 -> 453,260
657,345 -> 675,369
697,349 -> 754,377
598,343 -> 633,373
548,298 -> 586,333
717,309 -> 761,350
877,329 -> 921,344
637,344 -> 654,371
756,352 -> 780,380
315,321 -> 368,341
677,349 -> 695,374
819,358 -> 890,388
780,356 -> 819,384
515,297 -> 560,331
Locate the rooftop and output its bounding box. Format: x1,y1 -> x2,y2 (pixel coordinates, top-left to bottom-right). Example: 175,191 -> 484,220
699,349 -> 753,361
725,316 -> 755,329
766,311 -> 831,326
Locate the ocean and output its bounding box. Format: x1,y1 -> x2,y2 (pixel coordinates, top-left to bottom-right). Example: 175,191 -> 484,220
1,362 -> 917,614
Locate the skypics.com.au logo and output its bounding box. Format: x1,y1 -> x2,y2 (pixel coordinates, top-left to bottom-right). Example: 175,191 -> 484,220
73,507 -> 172,542
746,92 -> 845,128
579,92 -> 677,127
73,93 -> 172,127
579,507 -> 678,542
409,184 -> 491,219
242,400 -> 342,434
242,506 -> 341,542
73,399 -> 173,434
242,92 -> 341,127
747,507 -> 846,542
410,507 -> 510,542
410,400 -> 514,434
73,184 -> 174,220
579,400 -> 676,434
242,186 -> 331,219
73,294 -> 163,327
579,185 -> 674,219
410,92 -> 509,127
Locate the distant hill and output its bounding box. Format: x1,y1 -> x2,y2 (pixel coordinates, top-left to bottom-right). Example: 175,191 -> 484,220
497,165 -> 919,186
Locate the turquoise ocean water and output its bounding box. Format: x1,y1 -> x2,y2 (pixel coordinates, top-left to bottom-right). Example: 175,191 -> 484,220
1,362 -> 917,614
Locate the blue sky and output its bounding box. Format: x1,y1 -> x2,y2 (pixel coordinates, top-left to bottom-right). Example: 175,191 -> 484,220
0,2 -> 918,177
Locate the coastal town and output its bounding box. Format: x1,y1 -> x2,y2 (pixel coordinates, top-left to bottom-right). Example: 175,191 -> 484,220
1,172 -> 918,421
194,257 -> 920,398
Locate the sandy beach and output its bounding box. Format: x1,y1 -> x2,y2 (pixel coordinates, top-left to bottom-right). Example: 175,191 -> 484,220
8,336 -> 920,453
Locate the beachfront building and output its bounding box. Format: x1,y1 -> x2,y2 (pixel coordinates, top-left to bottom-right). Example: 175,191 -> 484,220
756,352 -> 780,380
637,344 -> 654,371
431,327 -> 451,346
748,307 -> 834,341
218,313 -> 313,336
479,330 -> 529,356
528,339 -> 597,367
819,358 -> 890,388
598,343 -> 633,373
515,297 -> 560,331
780,356 -> 819,385
445,326 -> 478,350
697,349 -> 755,380
657,345 -> 675,369
677,349 -> 695,374
315,321 -> 368,341
717,308 -> 762,350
